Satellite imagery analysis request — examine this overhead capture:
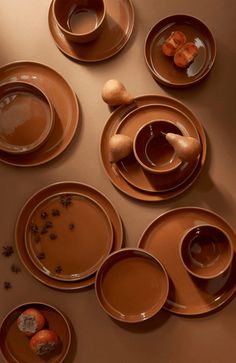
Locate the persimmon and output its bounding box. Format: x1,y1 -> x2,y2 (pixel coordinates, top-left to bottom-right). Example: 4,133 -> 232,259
17,308 -> 46,336
174,42 -> 198,68
30,329 -> 59,356
162,31 -> 187,56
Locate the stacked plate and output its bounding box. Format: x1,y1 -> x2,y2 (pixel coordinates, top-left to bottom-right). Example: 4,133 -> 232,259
15,182 -> 123,290
0,61 -> 79,167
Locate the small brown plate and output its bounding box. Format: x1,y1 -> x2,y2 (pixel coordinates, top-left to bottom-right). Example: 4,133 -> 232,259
145,15 -> 216,87
95,248 -> 169,323
0,302 -> 71,363
138,207 -> 236,315
48,0 -> 135,62
115,104 -> 200,192
25,192 -> 113,281
15,182 -> 123,290
0,61 -> 79,167
100,94 -> 206,201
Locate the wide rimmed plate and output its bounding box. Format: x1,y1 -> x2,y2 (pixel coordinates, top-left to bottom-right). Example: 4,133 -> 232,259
145,15 -> 216,87
15,182 -> 123,290
100,94 -> 206,201
95,248 -> 169,323
48,0 -> 135,62
115,103 -> 200,193
0,302 -> 71,363
138,207 -> 236,315
25,192 -> 113,281
0,61 -> 79,167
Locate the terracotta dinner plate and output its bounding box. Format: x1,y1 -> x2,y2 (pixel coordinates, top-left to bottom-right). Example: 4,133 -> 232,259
145,15 -> 216,87
138,207 -> 236,315
95,248 -> 169,323
0,302 -> 71,363
115,104 -> 200,192
25,192 -> 113,281
48,0 -> 134,62
15,182 -> 123,290
100,95 -> 206,201
0,61 -> 79,167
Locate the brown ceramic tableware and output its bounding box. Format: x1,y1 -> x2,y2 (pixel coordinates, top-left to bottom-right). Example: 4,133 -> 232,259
145,15 -> 216,87
25,192 -> 113,281
15,182 -> 123,290
52,0 -> 106,44
48,0 -> 134,62
0,81 -> 54,154
0,302 -> 71,363
138,207 -> 236,315
180,224 -> 234,279
95,248 -> 169,323
133,120 -> 183,175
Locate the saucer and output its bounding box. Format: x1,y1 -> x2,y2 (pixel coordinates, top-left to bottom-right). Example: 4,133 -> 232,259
25,192 -> 113,281
138,207 -> 236,315
100,94 -> 206,201
115,104 -> 201,192
95,248 -> 169,323
0,302 -> 71,363
0,61 -> 79,167
15,182 -> 123,290
48,0 -> 135,62
145,15 -> 216,87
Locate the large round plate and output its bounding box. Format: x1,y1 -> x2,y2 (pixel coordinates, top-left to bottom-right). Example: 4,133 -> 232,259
25,192 -> 113,281
48,0 -> 135,62
115,104 -> 200,192
0,61 -> 79,167
95,248 -> 169,323
138,207 -> 236,315
0,302 -> 71,363
145,15 -> 216,87
100,95 -> 206,201
15,182 -> 123,290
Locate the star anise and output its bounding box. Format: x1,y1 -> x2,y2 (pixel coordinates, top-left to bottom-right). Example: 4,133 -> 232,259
60,194 -> 72,208
69,223 -> 75,230
37,252 -> 45,260
55,265 -> 62,273
4,281 -> 12,290
40,211 -> 48,220
30,223 -> 39,234
52,209 -> 60,216
2,245 -> 14,257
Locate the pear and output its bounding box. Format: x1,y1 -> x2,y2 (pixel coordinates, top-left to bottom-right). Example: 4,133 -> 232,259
101,79 -> 134,106
108,134 -> 133,163
165,133 -> 201,162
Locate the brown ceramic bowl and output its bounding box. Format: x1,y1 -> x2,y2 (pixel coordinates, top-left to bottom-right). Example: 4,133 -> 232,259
52,0 -> 106,44
95,248 -> 169,323
180,224 -> 234,279
133,120 -> 183,175
0,81 -> 54,155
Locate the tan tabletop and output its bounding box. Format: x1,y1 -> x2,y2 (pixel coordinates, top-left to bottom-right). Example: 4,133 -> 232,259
0,0 -> 236,362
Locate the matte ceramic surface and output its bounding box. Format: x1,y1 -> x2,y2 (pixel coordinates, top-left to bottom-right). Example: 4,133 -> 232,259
180,224 -> 234,279
0,61 -> 79,167
138,207 -> 236,315
0,302 -> 71,363
100,95 -> 206,201
25,193 -> 113,281
95,248 -> 169,323
145,15 -> 216,87
52,0 -> 106,43
48,0 -> 134,62
0,82 -> 54,154
15,182 -> 123,290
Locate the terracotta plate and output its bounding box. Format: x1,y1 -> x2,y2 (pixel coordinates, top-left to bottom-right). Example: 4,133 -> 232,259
115,104 -> 200,192
95,248 -> 169,323
138,207 -> 236,315
100,95 -> 206,201
25,193 -> 113,281
145,15 -> 216,87
0,302 -> 71,363
15,182 -> 123,290
48,0 -> 135,62
0,61 -> 79,167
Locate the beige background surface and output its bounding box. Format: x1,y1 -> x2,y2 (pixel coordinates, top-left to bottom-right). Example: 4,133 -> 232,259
0,0 -> 236,362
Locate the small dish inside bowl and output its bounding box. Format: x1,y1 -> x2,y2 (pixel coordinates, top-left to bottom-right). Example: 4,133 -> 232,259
180,224 -> 234,279
133,120 -> 183,174
0,81 -> 54,155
